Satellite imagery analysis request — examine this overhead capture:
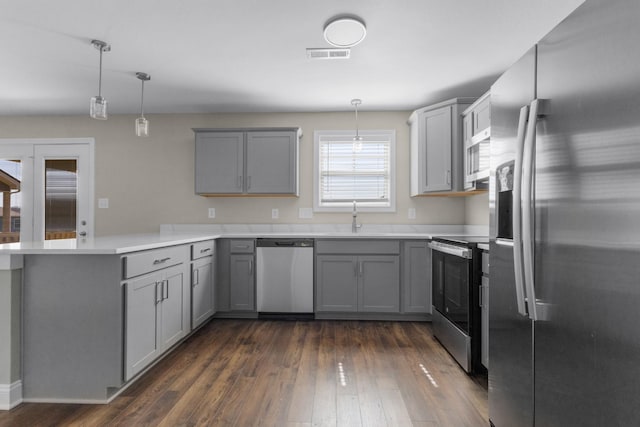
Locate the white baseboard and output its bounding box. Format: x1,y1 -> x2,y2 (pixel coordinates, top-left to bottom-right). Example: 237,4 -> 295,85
0,381 -> 23,410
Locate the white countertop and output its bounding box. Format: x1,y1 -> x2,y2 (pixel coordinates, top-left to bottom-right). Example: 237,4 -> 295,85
0,224 -> 489,255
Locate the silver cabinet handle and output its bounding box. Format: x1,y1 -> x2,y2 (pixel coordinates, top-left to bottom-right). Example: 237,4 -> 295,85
446,170 -> 451,185
155,282 -> 162,305
200,247 -> 211,254
359,261 -> 363,277
249,259 -> 253,275
512,105 -> 530,317
193,269 -> 199,287
153,257 -> 171,265
163,279 -> 169,300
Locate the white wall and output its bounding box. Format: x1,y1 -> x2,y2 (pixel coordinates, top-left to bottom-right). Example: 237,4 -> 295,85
0,111 -> 487,236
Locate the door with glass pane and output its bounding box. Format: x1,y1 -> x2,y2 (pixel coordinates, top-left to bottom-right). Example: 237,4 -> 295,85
34,144 -> 93,240
0,145 -> 33,242
0,141 -> 93,242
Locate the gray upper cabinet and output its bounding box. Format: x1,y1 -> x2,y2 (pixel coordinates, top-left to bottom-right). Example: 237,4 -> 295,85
195,131 -> 244,194
194,128 -> 300,196
409,98 -> 475,195
462,92 -> 491,191
246,131 -> 298,194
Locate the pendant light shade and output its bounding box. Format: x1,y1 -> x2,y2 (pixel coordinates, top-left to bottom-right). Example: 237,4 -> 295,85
89,40 -> 111,120
351,98 -> 363,152
135,72 -> 151,137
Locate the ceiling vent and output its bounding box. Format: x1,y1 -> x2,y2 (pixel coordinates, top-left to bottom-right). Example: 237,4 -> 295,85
306,48 -> 351,60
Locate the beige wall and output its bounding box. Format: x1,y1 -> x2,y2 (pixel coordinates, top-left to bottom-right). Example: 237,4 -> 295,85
0,111 -> 487,236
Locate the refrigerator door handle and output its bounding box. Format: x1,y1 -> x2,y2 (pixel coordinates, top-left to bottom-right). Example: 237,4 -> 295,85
512,105 -> 530,317
522,99 -> 541,321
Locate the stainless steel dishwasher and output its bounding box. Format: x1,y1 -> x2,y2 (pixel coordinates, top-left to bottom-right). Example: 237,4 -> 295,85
256,238 -> 314,316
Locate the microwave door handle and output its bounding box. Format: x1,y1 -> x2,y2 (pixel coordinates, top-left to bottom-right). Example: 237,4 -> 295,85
522,99 -> 541,321
512,105 -> 530,317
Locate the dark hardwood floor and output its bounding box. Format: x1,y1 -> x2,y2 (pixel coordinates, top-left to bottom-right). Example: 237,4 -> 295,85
0,320 -> 488,427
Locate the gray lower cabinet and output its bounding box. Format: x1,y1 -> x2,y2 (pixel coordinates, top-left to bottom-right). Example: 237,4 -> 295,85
315,240 -> 400,314
401,241 -> 431,313
215,239 -> 256,314
125,260 -> 189,381
316,255 -> 359,312
191,240 -> 216,329
22,243 -> 192,402
229,254 -> 255,311
359,255 -> 400,312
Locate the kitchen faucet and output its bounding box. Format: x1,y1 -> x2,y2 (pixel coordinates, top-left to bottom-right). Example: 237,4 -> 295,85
352,201 -> 362,233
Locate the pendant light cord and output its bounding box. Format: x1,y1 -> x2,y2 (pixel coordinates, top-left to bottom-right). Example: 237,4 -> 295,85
98,47 -> 103,97
140,79 -> 145,118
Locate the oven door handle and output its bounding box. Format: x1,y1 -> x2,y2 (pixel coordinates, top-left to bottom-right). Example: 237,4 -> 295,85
428,242 -> 472,259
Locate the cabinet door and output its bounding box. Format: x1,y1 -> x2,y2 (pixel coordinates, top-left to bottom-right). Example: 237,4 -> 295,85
358,255 -> 400,312
246,131 -> 298,194
125,272 -> 162,381
192,256 -> 214,328
195,131 -> 244,194
422,106 -> 452,192
160,265 -> 187,350
462,113 -> 475,190
402,241 -> 431,313
229,254 -> 255,311
316,255 -> 358,312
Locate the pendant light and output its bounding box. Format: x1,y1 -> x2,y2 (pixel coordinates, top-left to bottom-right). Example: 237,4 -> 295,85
351,98 -> 363,151
135,72 -> 151,137
89,40 -> 111,120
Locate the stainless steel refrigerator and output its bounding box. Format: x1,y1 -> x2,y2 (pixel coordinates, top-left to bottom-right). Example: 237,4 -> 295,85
489,0 -> 640,425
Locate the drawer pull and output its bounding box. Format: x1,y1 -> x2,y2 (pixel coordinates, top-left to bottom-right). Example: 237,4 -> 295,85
153,257 -> 171,265
200,247 -> 211,253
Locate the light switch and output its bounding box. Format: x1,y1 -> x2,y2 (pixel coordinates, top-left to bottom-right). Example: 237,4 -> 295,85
271,208 -> 279,219
208,208 -> 216,219
98,198 -> 109,209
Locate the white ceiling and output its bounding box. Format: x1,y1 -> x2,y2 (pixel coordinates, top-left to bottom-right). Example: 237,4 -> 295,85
1,0 -> 584,116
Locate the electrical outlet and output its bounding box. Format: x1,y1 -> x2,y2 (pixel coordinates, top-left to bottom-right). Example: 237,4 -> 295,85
408,208 -> 416,219
271,208 -> 279,219
299,208 -> 313,219
208,208 -> 216,219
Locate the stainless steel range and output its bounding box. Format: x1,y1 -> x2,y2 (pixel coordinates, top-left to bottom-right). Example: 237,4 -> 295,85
429,236 -> 486,373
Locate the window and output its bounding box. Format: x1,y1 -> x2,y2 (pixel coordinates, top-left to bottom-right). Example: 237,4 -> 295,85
314,130 -> 396,212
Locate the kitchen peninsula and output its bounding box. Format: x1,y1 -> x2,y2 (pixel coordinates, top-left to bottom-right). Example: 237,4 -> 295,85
0,223 -> 487,408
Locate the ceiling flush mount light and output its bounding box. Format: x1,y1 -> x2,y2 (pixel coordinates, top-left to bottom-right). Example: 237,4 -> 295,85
135,72 -> 151,137
324,17 -> 367,48
89,39 -> 111,120
351,98 -> 363,152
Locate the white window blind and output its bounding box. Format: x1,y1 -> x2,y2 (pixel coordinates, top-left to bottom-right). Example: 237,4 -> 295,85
314,130 -> 395,211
